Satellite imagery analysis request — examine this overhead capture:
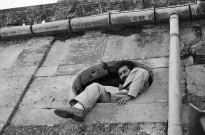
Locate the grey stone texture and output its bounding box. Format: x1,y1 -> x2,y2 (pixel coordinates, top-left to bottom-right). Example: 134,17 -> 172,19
11,67 -> 183,126
11,75 -> 77,125
56,63 -> 98,75
0,0 -> 196,28
3,122 -> 167,135
186,65 -> 205,97
0,44 -> 24,70
36,66 -> 58,77
0,75 -> 32,128
43,32 -> 107,66
0,66 -> 37,77
180,22 -> 202,48
86,103 -> 168,123
103,25 -> 170,61
0,37 -> 54,132
13,37 -> 54,68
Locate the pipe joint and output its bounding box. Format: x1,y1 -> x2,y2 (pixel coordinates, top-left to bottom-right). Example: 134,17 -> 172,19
169,33 -> 179,38
169,13 -> 179,21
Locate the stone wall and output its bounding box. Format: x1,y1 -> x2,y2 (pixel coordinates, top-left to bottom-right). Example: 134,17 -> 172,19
1,0 -> 205,135
0,0 -> 195,28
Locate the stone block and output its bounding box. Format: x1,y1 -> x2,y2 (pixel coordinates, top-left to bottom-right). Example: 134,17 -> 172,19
103,26 -> 170,61
136,57 -> 169,69
13,37 -> 54,68
36,66 -> 58,77
133,68 -> 169,103
0,124 -> 3,133
181,56 -> 194,66
0,44 -> 24,70
134,67 -> 185,104
179,24 -> 201,48
3,122 -> 166,135
11,75 -> 77,125
186,65 -> 205,97
56,63 -> 99,75
0,75 -> 32,130
43,32 -> 107,66
0,108 -> 13,130
86,103 -> 168,123
0,66 -> 37,77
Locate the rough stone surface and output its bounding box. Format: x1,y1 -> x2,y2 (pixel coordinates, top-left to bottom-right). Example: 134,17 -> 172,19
13,37 -> 54,68
103,25 -> 170,61
0,0 -> 196,28
11,68 -> 172,126
3,122 -> 167,135
36,66 -> 58,77
0,44 -> 24,70
0,75 -> 32,128
0,124 -> 3,133
0,66 -> 37,77
186,65 -> 205,97
143,0 -> 195,8
11,75 -> 77,125
180,23 -> 202,48
56,63 -> 99,75
86,103 -> 168,123
43,32 -> 107,66
181,56 -> 194,66
0,0 -> 143,28
135,68 -> 169,103
136,57 -> 169,69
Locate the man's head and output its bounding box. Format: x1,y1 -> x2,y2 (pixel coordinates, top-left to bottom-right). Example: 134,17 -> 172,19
118,61 -> 134,83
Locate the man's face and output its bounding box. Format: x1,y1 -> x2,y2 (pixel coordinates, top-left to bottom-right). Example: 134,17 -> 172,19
118,66 -> 131,83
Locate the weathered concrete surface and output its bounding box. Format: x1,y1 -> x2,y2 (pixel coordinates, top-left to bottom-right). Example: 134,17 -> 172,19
137,57 -> 168,69
36,66 -> 58,77
11,75 -> 77,125
13,37 -> 54,68
186,65 -> 205,97
86,103 -> 168,123
43,32 -> 107,66
103,25 -> 170,61
0,37 -> 54,132
56,63 -> 99,75
0,44 -> 24,70
0,66 -> 37,77
201,22 -> 205,47
3,122 -> 167,135
135,68 -> 169,103
11,68 -> 171,126
180,22 -> 202,48
0,75 -> 32,129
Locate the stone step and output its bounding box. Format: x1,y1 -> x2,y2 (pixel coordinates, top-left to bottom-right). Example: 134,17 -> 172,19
85,102 -> 168,124
3,122 -> 167,135
3,102 -> 168,135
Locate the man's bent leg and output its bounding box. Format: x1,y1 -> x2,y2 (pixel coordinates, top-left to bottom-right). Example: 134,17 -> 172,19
70,83 -> 111,110
54,83 -> 111,122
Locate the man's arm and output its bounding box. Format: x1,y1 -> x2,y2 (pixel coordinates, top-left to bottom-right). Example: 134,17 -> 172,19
117,68 -> 149,106
117,94 -> 134,106
127,68 -> 149,98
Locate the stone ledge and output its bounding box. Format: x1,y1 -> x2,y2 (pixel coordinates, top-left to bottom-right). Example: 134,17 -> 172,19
2,122 -> 167,135
86,102 -> 168,123
0,66 -> 37,77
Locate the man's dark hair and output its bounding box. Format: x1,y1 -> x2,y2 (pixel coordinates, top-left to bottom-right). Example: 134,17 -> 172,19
118,61 -> 135,71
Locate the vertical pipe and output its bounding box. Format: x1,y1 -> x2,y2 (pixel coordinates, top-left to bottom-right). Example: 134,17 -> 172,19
168,13 -> 182,135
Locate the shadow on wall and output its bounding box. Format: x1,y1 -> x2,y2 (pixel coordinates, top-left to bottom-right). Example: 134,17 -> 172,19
72,60 -> 154,95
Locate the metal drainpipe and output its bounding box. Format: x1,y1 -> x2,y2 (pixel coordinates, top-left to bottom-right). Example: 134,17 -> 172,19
168,13 -> 182,135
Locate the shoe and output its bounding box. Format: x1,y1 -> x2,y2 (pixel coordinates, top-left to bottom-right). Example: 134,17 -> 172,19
54,107 -> 85,122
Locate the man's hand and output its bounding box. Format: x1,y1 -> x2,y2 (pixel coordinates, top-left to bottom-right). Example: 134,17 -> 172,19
117,95 -> 133,106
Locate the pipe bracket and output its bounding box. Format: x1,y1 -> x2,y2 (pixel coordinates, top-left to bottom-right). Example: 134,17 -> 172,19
170,33 -> 179,38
